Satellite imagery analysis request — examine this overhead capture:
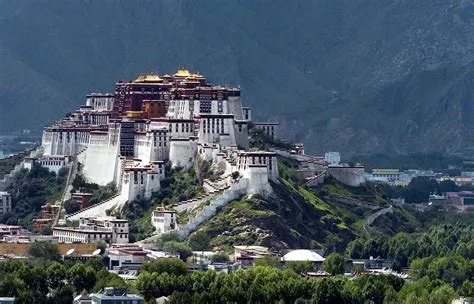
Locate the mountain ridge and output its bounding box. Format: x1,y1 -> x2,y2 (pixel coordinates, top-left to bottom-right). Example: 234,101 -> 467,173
1,0 -> 474,155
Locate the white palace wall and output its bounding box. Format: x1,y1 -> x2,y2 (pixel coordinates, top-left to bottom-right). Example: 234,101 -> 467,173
43,129 -> 90,156
327,166 -> 366,187
167,97 -> 244,120
150,130 -> 170,162
197,115 -> 236,147
82,130 -> 120,186
227,96 -> 244,120
234,121 -> 249,150
169,138 -> 197,168
135,133 -> 153,164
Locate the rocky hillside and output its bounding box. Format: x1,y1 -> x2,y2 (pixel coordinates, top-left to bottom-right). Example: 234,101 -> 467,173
2,1 -> 474,155
183,154 -> 419,252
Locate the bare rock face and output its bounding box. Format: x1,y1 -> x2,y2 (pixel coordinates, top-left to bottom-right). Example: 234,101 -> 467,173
2,0 -> 474,155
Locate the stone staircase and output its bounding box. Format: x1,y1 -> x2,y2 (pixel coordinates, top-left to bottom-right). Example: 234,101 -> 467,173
304,169 -> 327,187
53,156 -> 78,226
117,158 -> 125,192
177,179 -> 247,239
172,190 -> 224,213
65,193 -> 124,222
203,175 -> 231,193
324,194 -> 383,210
64,155 -> 126,222
363,205 -> 393,235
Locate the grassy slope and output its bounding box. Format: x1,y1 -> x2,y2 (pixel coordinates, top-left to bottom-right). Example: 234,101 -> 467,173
191,156 -> 397,253
123,164 -> 205,241
189,145 -> 462,252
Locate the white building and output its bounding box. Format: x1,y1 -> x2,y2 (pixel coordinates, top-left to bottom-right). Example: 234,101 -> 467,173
151,207 -> 177,234
236,151 -> 279,181
0,192 -> 12,217
0,224 -> 22,240
121,161 -> 164,201
324,152 -> 341,165
106,244 -> 148,270
53,216 -> 129,244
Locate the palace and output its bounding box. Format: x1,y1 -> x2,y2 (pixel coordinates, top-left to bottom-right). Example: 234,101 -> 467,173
35,69 -> 279,223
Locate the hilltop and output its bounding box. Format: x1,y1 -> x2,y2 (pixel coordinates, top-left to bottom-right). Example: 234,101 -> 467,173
2,1 -> 474,154
134,131 -> 426,252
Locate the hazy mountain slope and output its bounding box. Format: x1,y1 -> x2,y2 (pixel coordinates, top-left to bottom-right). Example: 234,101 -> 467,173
1,0 -> 474,154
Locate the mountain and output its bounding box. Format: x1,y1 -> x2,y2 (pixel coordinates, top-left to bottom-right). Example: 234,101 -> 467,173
1,0 -> 474,155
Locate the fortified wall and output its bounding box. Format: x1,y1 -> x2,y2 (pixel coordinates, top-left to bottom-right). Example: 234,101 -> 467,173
327,165 -> 366,187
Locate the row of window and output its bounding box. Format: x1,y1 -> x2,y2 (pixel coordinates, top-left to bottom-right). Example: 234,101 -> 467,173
172,123 -> 194,133
202,118 -> 225,134
238,157 -> 274,170
41,161 -> 64,166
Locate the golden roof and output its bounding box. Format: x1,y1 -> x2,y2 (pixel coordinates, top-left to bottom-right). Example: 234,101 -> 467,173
126,111 -> 144,118
133,73 -> 162,83
173,69 -> 191,77
191,72 -> 203,78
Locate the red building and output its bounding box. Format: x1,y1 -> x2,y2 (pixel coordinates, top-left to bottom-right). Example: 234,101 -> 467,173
72,192 -> 94,210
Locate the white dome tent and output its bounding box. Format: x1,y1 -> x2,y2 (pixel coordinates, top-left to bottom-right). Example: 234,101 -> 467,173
282,249 -> 325,262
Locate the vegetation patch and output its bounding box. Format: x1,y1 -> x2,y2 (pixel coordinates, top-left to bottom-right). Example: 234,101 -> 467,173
123,163 -> 205,241
1,164 -> 67,230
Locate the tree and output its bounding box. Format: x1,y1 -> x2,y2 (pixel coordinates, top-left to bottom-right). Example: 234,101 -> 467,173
313,278 -> 344,304
28,242 -> 60,262
426,254 -> 470,288
135,272 -> 156,301
254,256 -> 281,268
429,284 -> 457,304
40,224 -> 52,235
50,284 -> 74,304
93,270 -> 128,292
459,280 -> 474,298
284,261 -> 314,274
438,180 -> 458,193
187,231 -> 211,251
163,241 -> 193,261
211,253 -> 229,263
169,291 -> 194,303
345,239 -> 364,259
155,231 -> 180,249
359,275 -> 388,304
402,177 -> 438,203
63,199 -> 80,214
323,253 -> 345,275
95,239 -> 107,253
141,258 -> 188,276
66,263 -> 96,292
46,262 -> 66,290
